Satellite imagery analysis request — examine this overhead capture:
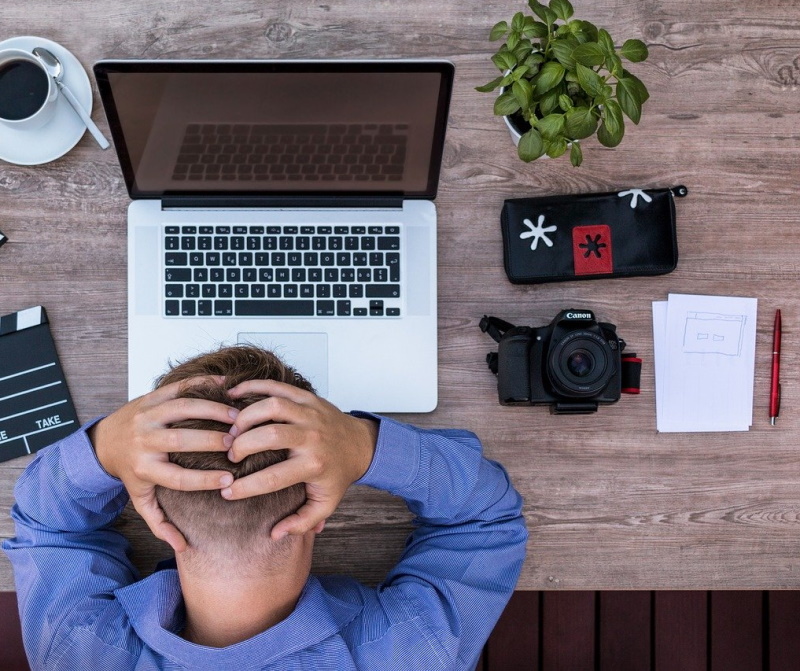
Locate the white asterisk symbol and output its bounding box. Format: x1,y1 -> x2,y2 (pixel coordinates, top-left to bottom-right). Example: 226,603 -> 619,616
520,215 -> 557,250
618,189 -> 653,208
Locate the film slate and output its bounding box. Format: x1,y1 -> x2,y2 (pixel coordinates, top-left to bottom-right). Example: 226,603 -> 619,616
0,306 -> 79,463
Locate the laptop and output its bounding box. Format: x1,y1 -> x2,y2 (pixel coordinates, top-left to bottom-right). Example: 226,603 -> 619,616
93,60 -> 454,412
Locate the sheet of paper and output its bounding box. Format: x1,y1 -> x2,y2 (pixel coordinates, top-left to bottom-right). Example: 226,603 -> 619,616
653,294 -> 757,433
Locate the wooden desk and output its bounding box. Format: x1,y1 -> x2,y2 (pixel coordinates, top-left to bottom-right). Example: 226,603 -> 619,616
2,0 -> 799,591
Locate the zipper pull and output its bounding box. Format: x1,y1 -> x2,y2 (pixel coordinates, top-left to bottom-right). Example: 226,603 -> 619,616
671,185 -> 688,197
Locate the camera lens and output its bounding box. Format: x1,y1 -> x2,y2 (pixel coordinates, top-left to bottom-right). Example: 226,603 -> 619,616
567,350 -> 594,378
548,330 -> 617,398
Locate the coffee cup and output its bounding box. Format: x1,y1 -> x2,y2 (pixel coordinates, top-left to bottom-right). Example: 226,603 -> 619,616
0,48 -> 58,131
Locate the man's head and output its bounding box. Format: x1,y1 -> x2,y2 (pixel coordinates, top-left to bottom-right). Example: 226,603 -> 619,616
154,345 -> 313,565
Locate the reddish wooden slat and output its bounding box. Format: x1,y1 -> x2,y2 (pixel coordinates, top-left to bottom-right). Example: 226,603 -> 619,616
485,591 -> 540,671
710,591 -> 763,671
542,592 -> 595,671
599,591 -> 652,671
769,591 -> 800,671
0,592 -> 30,671
654,591 -> 707,671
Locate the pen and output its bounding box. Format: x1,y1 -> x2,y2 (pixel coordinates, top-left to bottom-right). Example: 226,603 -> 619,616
770,309 -> 782,426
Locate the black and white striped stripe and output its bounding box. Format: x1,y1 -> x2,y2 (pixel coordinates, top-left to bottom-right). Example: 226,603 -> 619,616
0,306 -> 48,337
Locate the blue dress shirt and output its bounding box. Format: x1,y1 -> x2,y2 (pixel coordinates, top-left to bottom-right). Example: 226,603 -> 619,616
3,414 -> 527,670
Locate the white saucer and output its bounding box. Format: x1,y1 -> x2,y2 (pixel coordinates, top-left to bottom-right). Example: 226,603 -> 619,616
0,36 -> 93,165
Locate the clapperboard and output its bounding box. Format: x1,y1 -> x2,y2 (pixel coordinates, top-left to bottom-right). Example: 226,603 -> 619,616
0,306 -> 79,462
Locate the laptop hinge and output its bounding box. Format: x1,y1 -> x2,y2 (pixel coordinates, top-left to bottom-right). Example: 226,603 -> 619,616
160,195 -> 405,210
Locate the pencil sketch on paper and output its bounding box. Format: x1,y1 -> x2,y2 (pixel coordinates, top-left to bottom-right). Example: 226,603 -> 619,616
682,312 -> 746,357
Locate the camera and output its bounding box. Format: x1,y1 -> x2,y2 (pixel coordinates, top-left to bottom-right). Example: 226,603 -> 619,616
482,309 -> 629,414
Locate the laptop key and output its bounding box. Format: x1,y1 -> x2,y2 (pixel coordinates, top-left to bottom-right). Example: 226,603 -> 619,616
219,284 -> 233,298
165,300 -> 180,316
316,300 -> 335,316
181,300 -> 196,316
165,284 -> 183,298
387,307 -> 401,316
210,268 -> 224,282
165,236 -> 179,250
214,300 -> 233,316
300,284 -> 314,297
235,300 -> 314,316
202,284 -> 216,298
165,268 -> 191,282
235,284 -> 249,298
186,284 -> 200,298
337,300 -> 352,316
198,300 -> 213,316
366,284 -> 400,298
165,252 -> 187,266
251,284 -> 265,298
378,236 -> 400,251
354,307 -> 368,316
370,300 -> 384,316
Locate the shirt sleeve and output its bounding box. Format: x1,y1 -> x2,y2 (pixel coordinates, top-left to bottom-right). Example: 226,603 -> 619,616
351,413 -> 528,670
1,419 -> 138,669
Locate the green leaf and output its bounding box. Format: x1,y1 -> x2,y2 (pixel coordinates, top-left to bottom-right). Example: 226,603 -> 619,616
546,136 -> 568,158
518,128 -> 544,162
575,62 -> 605,97
573,42 -> 606,67
551,36 -> 578,68
524,52 -> 546,68
607,53 -> 623,78
534,61 -> 565,95
564,106 -> 598,138
506,31 -> 520,51
512,65 -> 530,81
616,78 -> 642,123
549,0 -> 574,21
601,99 -> 624,136
570,20 -> 598,43
558,94 -> 574,111
492,50 -> 517,72
511,12 -> 525,32
622,70 -> 650,104
494,90 -> 521,116
597,119 -> 624,147
539,85 -> 564,115
523,20 -> 549,38
490,21 -> 509,41
475,76 -> 504,93
570,141 -> 583,166
536,113 -> 566,140
528,0 -> 557,24
620,38 -> 649,62
597,28 -> 615,56
512,79 -> 534,109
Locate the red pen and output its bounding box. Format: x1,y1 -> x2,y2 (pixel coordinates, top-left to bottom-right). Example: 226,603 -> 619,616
770,309 -> 782,425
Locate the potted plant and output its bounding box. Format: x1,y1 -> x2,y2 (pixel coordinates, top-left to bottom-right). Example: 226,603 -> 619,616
476,0 -> 650,166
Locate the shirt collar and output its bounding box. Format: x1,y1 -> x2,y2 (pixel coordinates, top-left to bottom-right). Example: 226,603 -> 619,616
115,570 -> 361,669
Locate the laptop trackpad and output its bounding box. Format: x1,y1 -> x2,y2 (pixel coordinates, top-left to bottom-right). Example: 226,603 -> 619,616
237,332 -> 329,398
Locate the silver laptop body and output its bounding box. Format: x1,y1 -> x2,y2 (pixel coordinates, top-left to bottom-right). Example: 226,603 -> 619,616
95,59 -> 454,412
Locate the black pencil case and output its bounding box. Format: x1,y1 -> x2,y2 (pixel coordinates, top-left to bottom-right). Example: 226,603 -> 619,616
501,186 -> 687,284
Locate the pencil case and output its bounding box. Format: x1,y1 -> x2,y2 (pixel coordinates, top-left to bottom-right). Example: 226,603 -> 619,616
501,186 -> 687,284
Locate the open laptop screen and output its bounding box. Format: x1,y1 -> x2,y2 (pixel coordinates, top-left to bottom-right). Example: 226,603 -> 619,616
94,61 -> 454,200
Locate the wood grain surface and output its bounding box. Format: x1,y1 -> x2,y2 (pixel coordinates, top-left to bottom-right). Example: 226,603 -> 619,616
2,0 -> 800,591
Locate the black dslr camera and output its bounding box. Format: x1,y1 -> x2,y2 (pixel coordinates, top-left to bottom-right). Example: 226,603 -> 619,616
481,309 -> 638,414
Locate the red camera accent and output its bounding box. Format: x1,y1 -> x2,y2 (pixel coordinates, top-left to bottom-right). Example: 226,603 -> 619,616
572,225 -> 613,275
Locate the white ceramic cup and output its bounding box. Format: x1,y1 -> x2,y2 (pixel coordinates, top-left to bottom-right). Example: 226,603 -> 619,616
0,48 -> 58,131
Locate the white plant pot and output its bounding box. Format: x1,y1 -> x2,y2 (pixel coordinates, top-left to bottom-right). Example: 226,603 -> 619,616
504,114 -> 523,146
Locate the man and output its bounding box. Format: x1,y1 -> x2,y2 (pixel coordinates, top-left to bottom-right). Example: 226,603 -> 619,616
4,345 -> 527,670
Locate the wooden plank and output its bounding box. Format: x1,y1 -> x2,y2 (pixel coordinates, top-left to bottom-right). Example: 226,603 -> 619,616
599,591 -> 651,671
542,592 -> 595,670
0,592 -> 30,671
485,591 -> 539,671
654,592 -> 707,671
710,591 -> 763,671
768,591 -> 800,671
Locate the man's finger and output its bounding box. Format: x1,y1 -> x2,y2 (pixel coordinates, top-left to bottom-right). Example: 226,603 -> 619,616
221,458 -> 308,500
153,427 -> 232,453
228,423 -> 306,462
270,500 -> 330,539
131,492 -> 189,553
153,396 -> 239,427
231,395 -> 308,435
145,461 -> 234,491
147,375 -> 227,404
227,379 -> 316,405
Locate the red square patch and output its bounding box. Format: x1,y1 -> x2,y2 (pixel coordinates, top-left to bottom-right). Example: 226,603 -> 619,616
572,225 -> 613,275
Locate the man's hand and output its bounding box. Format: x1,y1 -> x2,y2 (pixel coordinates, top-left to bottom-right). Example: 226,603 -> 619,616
222,380 -> 378,539
90,377 -> 239,553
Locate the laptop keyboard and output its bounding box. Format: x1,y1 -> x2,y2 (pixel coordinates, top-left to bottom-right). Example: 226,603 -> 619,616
163,224 -> 402,318
171,123 -> 408,183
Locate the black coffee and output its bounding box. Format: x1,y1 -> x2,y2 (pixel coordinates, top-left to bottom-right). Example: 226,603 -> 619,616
0,60 -> 49,121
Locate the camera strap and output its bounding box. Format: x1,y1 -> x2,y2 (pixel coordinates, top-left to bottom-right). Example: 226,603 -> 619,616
479,315 -> 642,394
